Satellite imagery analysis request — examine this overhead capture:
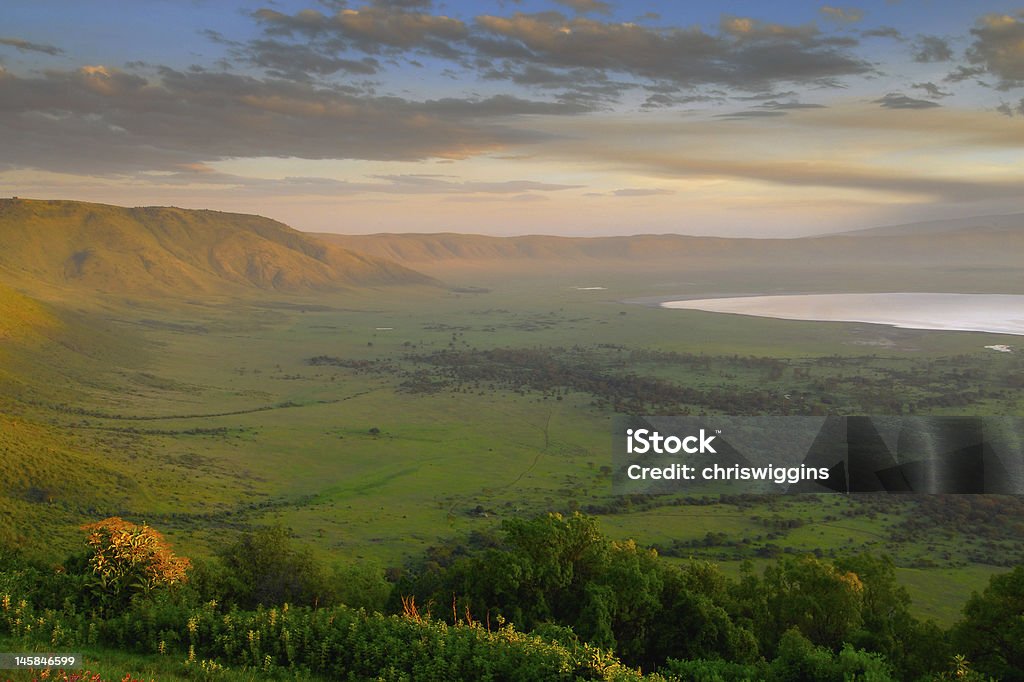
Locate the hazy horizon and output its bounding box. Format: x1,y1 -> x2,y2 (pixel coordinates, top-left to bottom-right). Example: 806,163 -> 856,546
4,1 -> 1024,237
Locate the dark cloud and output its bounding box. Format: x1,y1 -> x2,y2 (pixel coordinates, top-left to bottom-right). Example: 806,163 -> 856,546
944,64 -> 988,84
254,6 -> 468,58
733,90 -> 798,100
483,63 -> 604,88
911,81 -> 950,98
640,91 -> 725,109
253,9 -> 333,37
473,12 -> 870,91
912,35 -> 953,63
0,37 -> 64,56
965,12 -> 1024,89
717,99 -> 826,118
0,65 -> 581,175
717,16 -> 819,43
995,98 -> 1024,117
717,110 -> 787,118
245,39 -> 380,79
240,6 -> 471,81
761,100 -> 826,109
418,93 -> 591,115
333,7 -> 469,51
239,7 -> 871,107
874,92 -> 940,109
481,63 -> 630,109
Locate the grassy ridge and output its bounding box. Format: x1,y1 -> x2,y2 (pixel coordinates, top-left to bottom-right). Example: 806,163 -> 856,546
0,198 -> 436,299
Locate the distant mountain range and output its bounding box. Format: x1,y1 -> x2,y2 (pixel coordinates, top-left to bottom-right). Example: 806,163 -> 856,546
314,216 -> 1024,275
831,213 -> 1024,238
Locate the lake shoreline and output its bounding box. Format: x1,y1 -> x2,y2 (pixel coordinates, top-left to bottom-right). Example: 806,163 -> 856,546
651,292 -> 1024,337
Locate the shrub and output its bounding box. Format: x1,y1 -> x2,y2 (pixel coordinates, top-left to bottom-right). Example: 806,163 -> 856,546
80,517 -> 190,613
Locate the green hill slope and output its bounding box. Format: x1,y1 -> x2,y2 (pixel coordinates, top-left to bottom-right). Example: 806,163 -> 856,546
0,198 -> 436,298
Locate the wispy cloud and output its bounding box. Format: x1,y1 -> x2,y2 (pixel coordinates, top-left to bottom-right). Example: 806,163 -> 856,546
874,92 -> 940,109
820,7 -> 864,24
0,37 -> 64,56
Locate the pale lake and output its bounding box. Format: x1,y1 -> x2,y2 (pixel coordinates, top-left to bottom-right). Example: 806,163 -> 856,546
661,293 -> 1024,337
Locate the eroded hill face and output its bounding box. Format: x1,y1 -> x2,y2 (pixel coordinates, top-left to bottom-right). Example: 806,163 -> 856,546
0,199 -> 437,299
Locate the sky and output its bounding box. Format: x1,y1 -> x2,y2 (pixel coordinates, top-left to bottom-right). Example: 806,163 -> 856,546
2,1 -> 1024,237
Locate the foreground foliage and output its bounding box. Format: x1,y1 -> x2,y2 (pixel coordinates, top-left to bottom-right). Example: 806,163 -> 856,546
0,513 -> 1019,681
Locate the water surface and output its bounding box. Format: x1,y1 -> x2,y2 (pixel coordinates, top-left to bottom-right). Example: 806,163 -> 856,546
661,293 -> 1024,336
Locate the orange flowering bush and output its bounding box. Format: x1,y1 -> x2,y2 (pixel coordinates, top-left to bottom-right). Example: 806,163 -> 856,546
80,517 -> 190,610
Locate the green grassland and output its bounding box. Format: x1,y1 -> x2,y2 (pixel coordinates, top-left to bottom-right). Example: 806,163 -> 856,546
3,253 -> 1022,633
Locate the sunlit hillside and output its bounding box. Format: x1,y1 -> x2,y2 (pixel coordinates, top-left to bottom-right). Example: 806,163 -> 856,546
0,198 -> 437,299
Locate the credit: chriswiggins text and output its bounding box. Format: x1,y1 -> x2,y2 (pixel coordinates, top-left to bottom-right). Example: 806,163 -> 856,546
624,462 -> 830,484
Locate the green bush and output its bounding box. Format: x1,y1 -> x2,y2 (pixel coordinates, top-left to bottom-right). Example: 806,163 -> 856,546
0,588 -> 666,680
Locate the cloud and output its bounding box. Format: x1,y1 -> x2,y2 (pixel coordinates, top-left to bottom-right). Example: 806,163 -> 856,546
609,188 -> 674,196
820,7 -> 864,24
641,91 -> 725,109
237,6 -> 872,108
716,110 -> 788,119
553,0 -> 612,15
473,12 -> 870,92
418,93 -> 591,115
80,165 -> 581,198
861,26 -> 902,39
716,99 -> 826,119
965,12 -> 1024,89
368,174 -> 582,193
912,35 -> 953,63
760,100 -> 826,110
733,90 -> 798,100
911,81 -> 950,98
944,64 -> 987,84
529,104 -> 1024,206
996,98 -> 1024,117
874,92 -> 940,109
253,6 -> 469,59
334,7 -> 469,51
0,37 -> 64,56
0,65 -> 582,175
443,192 -> 551,203
718,16 -> 821,43
245,39 -> 381,79
620,151 -> 1022,203
372,0 -> 435,8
